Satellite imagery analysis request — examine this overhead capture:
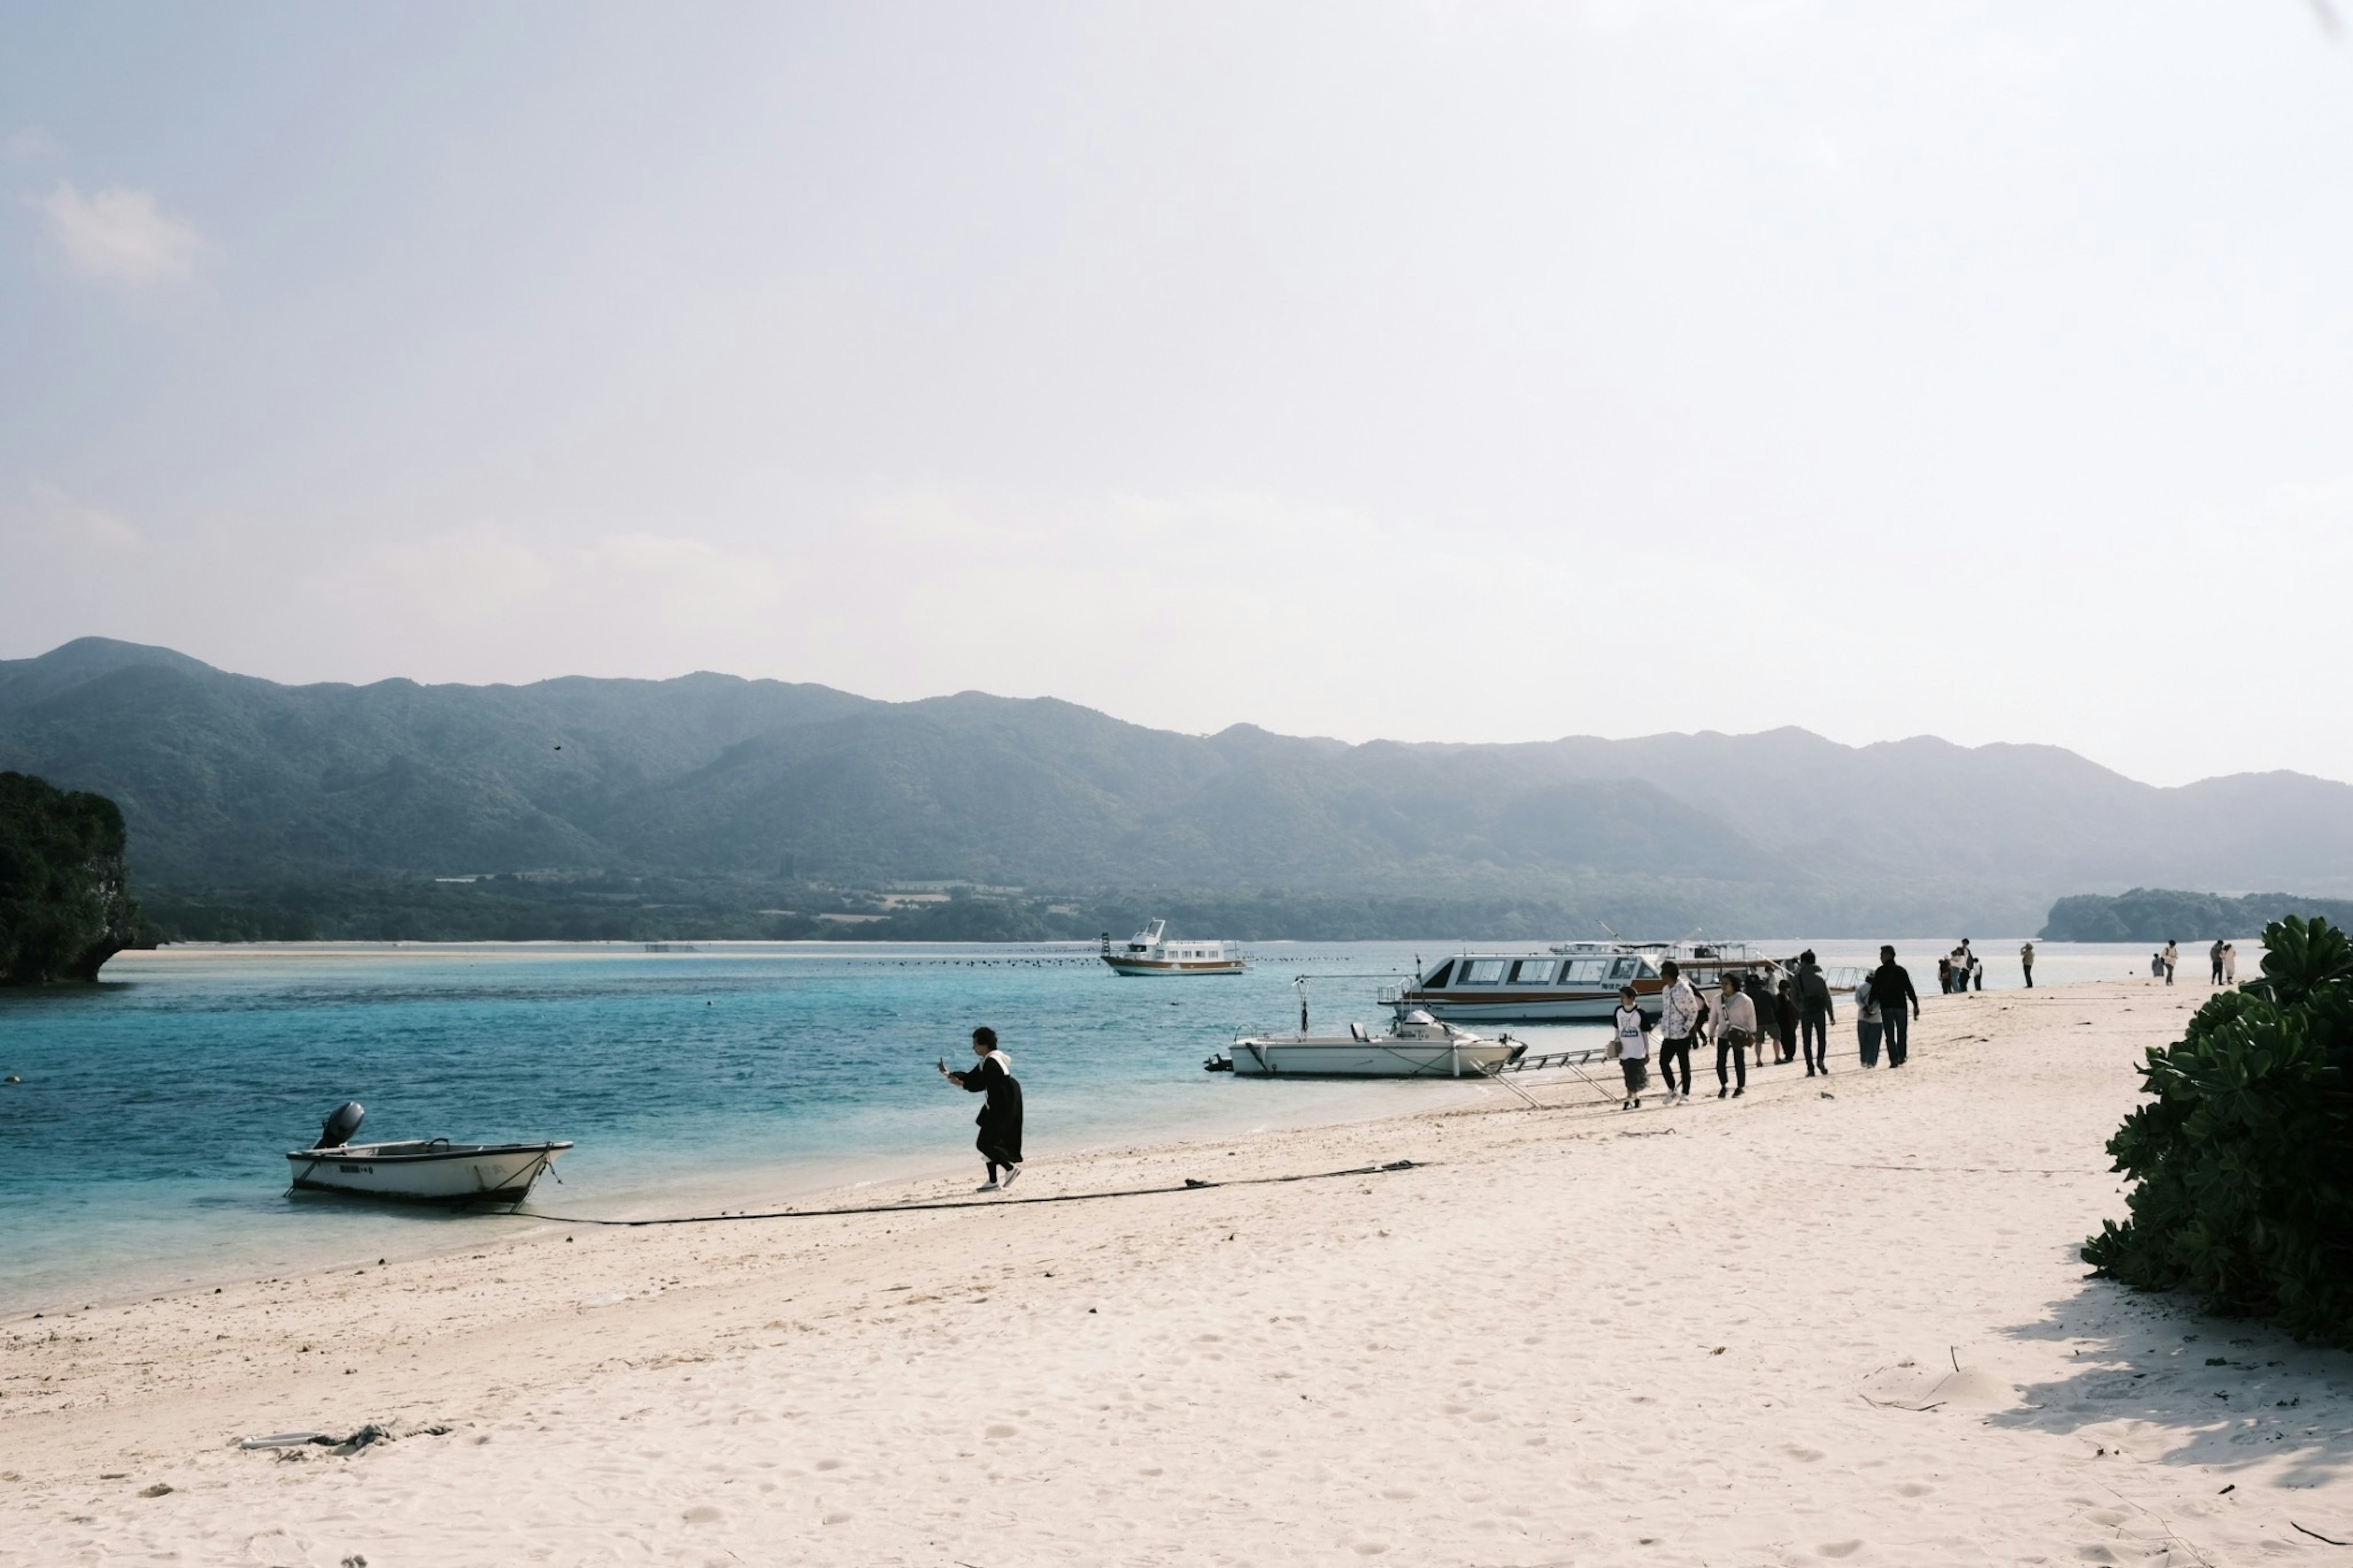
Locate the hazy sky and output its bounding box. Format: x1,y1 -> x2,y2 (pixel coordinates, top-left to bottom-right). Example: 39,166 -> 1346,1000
5,2 -> 2349,786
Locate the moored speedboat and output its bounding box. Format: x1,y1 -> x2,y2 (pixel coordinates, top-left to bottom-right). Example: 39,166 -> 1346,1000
1101,918 -> 1246,976
1207,1009 -> 1523,1078
1387,941 -> 1786,1023
285,1102 -> 571,1205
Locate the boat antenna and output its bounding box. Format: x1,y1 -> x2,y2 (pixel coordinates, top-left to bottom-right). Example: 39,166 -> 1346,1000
1596,920 -> 1621,939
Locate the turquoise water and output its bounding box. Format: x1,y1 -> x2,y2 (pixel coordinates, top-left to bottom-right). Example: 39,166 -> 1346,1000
0,936 -> 2207,1314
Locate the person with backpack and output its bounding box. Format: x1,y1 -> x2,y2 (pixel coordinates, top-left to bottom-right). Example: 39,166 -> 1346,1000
1742,969 -> 1776,1067
1869,947 -> 1920,1068
1772,978 -> 1799,1062
1854,972 -> 1883,1067
1654,960 -> 1700,1105
2020,941 -> 2035,988
1795,950 -> 1836,1076
1611,985 -> 1651,1110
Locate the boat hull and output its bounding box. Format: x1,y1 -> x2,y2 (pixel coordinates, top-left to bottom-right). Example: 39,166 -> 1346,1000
1223,1038 -> 1520,1077
285,1140 -> 572,1204
1103,957 -> 1246,976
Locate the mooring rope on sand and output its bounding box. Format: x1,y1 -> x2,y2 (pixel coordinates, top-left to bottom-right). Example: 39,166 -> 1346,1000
496,1158 -> 1425,1227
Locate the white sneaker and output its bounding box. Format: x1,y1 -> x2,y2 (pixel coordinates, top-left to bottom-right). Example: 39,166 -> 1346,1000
974,1181 -> 998,1192
999,1167 -> 1022,1191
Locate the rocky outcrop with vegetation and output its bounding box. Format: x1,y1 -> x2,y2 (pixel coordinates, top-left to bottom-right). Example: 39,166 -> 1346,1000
0,771 -> 146,983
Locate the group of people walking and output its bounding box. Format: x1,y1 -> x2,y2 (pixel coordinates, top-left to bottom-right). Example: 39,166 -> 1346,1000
1610,947 -> 1924,1109
1938,940 -> 1982,994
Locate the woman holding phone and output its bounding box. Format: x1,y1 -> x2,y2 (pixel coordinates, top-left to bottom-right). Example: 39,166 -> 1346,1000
941,1026 -> 1025,1192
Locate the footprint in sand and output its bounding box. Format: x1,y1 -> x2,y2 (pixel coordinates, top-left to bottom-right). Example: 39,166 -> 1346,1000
1817,1542 -> 1862,1558
986,1424 -> 1018,1438
681,1506 -> 722,1524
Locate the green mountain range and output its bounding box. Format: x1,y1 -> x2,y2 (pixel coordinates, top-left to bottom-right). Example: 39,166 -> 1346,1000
5,637 -> 2350,939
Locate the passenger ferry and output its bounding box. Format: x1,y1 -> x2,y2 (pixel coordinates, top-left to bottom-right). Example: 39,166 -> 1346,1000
1101,919 -> 1247,977
1384,941 -> 1787,1023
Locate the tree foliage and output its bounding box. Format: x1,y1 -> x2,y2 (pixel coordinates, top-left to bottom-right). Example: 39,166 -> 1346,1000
2082,916 -> 2353,1343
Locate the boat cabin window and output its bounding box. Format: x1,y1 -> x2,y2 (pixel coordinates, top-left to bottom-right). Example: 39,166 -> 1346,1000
1564,958 -> 1609,984
1510,959 -> 1555,984
1461,959 -> 1509,985
1423,960 -> 1455,988
1609,957 -> 1638,980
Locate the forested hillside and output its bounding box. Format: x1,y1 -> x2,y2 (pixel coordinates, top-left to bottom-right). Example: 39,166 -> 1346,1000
6,638 -> 2351,939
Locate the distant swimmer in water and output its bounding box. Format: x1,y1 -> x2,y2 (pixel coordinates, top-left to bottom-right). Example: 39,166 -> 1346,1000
941,1026 -> 1024,1192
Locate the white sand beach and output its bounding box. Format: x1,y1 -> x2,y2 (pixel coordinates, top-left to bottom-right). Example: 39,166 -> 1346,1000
7,978 -> 2352,1566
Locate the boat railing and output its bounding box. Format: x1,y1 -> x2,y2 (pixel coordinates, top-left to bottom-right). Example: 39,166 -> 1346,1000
1495,1045 -> 1609,1074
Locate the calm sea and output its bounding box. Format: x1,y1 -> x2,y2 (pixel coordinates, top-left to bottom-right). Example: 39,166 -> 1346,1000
0,936 -> 2212,1314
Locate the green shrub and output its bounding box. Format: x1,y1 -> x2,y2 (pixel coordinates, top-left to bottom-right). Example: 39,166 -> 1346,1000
2082,915 -> 2353,1343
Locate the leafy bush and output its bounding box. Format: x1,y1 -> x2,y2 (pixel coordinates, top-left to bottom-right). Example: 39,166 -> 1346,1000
2082,915 -> 2353,1343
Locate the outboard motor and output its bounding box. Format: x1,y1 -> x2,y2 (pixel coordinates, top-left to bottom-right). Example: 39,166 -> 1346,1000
313,1100 -> 365,1150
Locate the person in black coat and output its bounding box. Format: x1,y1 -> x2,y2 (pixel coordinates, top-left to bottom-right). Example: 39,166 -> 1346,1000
1869,947 -> 1921,1068
942,1025 -> 1025,1192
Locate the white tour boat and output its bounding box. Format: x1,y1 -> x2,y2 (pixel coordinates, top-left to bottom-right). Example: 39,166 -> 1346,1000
286,1102 -> 571,1205
1101,918 -> 1246,976
1208,1008 -> 1524,1078
1385,941 -> 1788,1023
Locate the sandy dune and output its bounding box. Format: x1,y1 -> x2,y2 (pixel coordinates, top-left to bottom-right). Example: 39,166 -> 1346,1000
8,978 -> 2353,1566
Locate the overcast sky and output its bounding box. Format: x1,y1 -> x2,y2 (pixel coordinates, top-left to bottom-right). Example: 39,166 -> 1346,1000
4,2 -> 2349,786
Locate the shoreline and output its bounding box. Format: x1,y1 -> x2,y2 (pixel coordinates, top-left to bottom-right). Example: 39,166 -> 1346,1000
15,976 -> 2352,1566
0,1059 -> 1504,1322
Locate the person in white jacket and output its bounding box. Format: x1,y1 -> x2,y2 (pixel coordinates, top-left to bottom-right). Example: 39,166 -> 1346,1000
1655,960 -> 1702,1104
1713,973 -> 1754,1099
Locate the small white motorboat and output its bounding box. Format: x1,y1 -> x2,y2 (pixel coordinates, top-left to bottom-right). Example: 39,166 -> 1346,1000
1208,1008 -> 1524,1078
286,1102 -> 570,1205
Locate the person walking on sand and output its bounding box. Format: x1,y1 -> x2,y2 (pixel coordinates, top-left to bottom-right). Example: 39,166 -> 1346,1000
1742,969 -> 1776,1066
1713,974 -> 1754,1098
2209,937 -> 2225,985
1612,986 -> 1651,1110
1869,946 -> 1920,1068
2020,941 -> 2035,988
1773,977 -> 1799,1063
1796,950 -> 1836,1077
2163,940 -> 2178,986
2223,942 -> 2237,985
1655,960 -> 1700,1105
941,1026 -> 1024,1192
1854,972 -> 1883,1067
